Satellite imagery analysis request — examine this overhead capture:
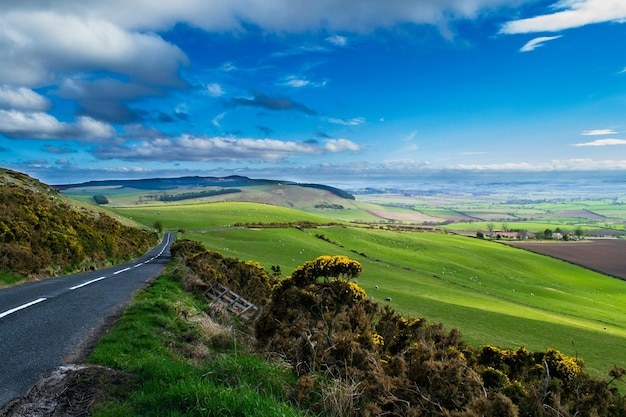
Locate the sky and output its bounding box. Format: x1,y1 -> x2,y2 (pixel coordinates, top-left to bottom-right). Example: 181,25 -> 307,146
1,0 -> 626,187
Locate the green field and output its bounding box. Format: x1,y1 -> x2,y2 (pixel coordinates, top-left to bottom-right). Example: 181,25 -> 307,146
111,201 -> 626,385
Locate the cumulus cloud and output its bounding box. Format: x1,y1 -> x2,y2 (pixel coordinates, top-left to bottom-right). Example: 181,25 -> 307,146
501,0 -> 626,34
16,0 -> 517,33
323,138 -> 361,152
230,90 -> 318,115
0,110 -> 115,141
92,134 -> 360,162
0,86 -> 50,111
0,10 -> 187,87
520,35 -> 562,52
572,139 -> 626,147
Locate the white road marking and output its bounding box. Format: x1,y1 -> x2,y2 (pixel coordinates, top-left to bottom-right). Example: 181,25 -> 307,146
0,298 -> 47,319
69,276 -> 106,290
113,267 -> 131,275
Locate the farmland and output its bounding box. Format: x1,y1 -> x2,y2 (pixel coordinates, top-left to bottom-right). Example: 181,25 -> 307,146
110,201 -> 626,384
506,239 -> 626,280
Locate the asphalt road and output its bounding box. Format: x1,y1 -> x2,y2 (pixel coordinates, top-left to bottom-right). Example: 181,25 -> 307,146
0,232 -> 175,408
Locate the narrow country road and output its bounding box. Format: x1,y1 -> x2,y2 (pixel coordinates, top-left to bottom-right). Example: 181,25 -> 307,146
0,232 -> 175,408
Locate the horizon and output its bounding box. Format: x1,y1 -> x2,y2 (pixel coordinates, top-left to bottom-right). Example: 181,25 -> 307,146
1,1 -> 626,186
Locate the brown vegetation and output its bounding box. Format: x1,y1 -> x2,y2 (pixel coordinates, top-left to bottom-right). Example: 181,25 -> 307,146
0,170 -> 157,279
172,240 -> 626,416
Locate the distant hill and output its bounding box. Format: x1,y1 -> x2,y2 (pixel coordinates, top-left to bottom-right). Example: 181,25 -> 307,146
0,168 -> 158,280
54,175 -> 355,199
54,175 -> 356,211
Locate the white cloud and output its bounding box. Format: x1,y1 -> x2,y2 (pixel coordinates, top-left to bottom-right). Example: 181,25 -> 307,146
519,35 -> 562,52
207,83 -> 225,97
282,77 -> 310,88
323,139 -> 361,152
326,35 -> 348,46
581,129 -> 618,135
455,158 -> 626,171
1,1 -> 522,37
212,112 -> 227,127
93,134 -> 361,162
502,0 -> 626,34
326,117 -> 366,126
0,110 -> 114,141
0,86 -> 50,111
280,75 -> 327,88
572,138 -> 626,147
0,10 -> 187,86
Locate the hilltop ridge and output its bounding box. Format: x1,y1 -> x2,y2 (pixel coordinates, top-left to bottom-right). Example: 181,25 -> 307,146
54,175 -> 355,200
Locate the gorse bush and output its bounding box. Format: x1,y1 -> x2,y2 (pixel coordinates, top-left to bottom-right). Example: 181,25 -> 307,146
0,175 -> 157,278
172,240 -> 626,416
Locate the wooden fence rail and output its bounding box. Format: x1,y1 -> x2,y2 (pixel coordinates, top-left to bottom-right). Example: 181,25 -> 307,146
204,281 -> 259,321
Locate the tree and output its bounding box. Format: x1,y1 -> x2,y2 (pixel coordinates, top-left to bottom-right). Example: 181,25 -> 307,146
544,228 -> 553,239
487,223 -> 495,237
575,226 -> 584,239
153,220 -> 163,233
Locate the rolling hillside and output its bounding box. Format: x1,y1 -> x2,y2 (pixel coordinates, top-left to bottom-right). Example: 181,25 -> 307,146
0,168 -> 158,284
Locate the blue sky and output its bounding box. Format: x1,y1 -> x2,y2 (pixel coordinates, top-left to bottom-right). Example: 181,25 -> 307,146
1,0 -> 626,186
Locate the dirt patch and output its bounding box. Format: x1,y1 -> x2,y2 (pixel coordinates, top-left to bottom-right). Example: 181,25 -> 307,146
505,239 -> 626,280
0,364 -> 135,417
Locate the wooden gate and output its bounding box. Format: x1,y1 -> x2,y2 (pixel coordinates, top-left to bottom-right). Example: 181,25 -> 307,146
204,281 -> 259,321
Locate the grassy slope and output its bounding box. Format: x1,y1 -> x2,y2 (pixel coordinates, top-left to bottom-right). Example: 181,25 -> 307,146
88,272 -> 304,417
112,201 -> 626,384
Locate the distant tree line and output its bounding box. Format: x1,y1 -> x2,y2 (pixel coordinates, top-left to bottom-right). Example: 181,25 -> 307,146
314,203 -> 345,210
93,194 -> 109,204
152,188 -> 241,202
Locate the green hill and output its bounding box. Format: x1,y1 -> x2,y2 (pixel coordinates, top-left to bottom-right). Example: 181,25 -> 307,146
109,201 -> 626,385
55,175 -> 354,207
0,168 -> 158,284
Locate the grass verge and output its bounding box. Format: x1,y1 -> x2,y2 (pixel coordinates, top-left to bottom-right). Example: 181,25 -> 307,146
0,269 -> 24,287
87,270 -> 306,417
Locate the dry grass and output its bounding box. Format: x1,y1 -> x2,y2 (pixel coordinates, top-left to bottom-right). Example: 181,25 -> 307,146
319,377 -> 363,417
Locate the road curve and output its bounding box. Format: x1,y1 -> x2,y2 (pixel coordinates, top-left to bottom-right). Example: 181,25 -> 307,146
0,232 -> 175,408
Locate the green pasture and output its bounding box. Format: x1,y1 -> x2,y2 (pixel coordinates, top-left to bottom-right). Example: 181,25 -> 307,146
184,226 -> 626,382
441,220 -> 604,233
110,201 -> 333,230
114,201 -> 626,383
